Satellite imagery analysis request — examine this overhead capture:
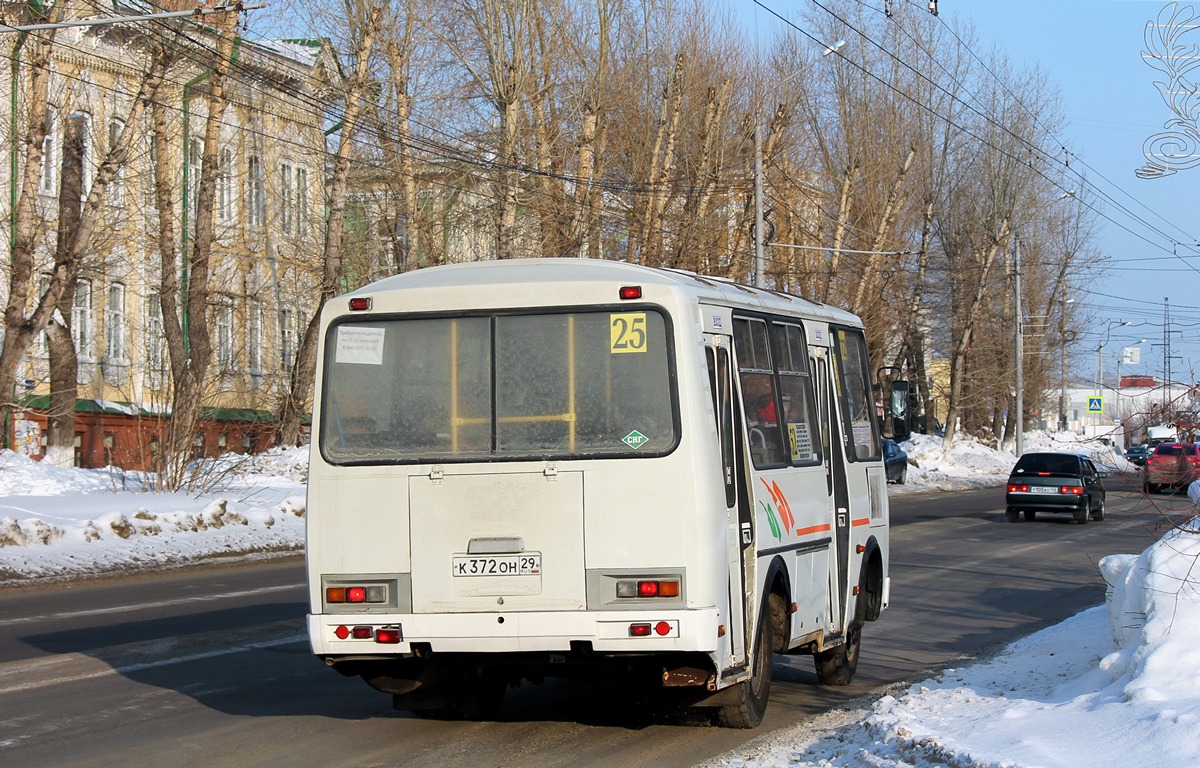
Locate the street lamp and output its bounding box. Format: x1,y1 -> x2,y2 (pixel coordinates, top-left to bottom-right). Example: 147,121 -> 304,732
754,39 -> 846,288
1096,320 -> 1130,428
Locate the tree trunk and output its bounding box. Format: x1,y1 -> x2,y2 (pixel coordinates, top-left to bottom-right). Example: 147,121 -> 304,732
943,221 -> 1010,448
277,5 -> 383,447
0,6 -> 65,423
155,12 -> 238,489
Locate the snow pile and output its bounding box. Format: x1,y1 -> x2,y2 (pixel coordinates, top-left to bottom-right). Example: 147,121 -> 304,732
0,447 -> 307,581
892,429 -> 1134,494
711,485 -> 1200,768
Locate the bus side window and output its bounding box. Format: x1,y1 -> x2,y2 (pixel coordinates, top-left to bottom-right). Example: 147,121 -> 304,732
707,347 -> 737,507
734,318 -> 786,467
770,322 -> 821,466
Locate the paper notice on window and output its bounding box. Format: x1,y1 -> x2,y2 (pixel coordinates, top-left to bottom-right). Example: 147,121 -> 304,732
336,326 -> 385,365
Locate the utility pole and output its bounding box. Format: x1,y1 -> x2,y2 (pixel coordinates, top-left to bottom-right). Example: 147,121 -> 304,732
1014,238 -> 1023,456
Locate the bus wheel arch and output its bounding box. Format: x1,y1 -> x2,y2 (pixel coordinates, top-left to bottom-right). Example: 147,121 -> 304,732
717,585 -> 786,727
857,536 -> 886,623
763,555 -> 792,653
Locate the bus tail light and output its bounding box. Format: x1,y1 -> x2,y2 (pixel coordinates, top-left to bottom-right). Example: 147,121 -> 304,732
333,625 -> 381,640
348,297 -> 372,311
628,621 -> 675,637
326,585 -> 387,604
619,285 -> 642,300
375,627 -> 402,644
616,579 -> 680,598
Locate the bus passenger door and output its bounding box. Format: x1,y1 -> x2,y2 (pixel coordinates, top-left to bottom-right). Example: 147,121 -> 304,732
813,348 -> 851,627
706,341 -> 748,667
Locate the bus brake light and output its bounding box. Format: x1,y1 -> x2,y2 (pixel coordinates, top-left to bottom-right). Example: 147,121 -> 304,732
375,628 -> 402,644
619,285 -> 642,300
348,297 -> 372,311
618,579 -> 680,598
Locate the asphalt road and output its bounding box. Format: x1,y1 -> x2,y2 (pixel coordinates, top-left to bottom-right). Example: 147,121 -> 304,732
0,473 -> 1188,768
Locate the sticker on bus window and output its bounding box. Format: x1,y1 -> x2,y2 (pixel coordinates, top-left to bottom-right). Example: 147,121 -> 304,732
622,430 -> 649,449
789,422 -> 814,461
335,326 -> 386,365
609,313 -> 648,354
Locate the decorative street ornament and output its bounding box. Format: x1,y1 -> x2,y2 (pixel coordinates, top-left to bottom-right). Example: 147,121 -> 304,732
1137,3 -> 1200,179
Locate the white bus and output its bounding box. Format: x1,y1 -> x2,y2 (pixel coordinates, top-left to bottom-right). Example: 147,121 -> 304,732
306,258 -> 889,727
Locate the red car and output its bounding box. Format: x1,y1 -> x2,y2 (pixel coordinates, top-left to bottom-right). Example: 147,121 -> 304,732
1142,442 -> 1200,493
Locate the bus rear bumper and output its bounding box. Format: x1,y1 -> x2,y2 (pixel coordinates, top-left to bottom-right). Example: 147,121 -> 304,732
308,608 -> 722,656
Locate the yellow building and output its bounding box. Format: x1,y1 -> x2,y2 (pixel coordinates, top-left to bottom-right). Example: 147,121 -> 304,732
0,9 -> 339,465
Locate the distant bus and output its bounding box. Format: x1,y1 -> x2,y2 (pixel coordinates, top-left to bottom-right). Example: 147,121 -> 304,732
305,258 -> 890,727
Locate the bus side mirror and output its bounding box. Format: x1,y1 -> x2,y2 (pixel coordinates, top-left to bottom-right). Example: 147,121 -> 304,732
890,380 -> 911,440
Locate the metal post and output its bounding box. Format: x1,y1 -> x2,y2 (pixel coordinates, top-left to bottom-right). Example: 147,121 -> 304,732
1014,239 -> 1023,456
1059,296 -> 1072,431
754,121 -> 764,288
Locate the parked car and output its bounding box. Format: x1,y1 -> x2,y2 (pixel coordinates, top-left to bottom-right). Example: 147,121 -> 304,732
1125,444 -> 1149,466
1005,451 -> 1106,524
1142,442 -> 1200,493
883,439 -> 907,484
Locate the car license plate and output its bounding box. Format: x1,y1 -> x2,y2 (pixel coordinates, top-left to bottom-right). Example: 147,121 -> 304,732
1030,486 -> 1058,494
452,553 -> 541,577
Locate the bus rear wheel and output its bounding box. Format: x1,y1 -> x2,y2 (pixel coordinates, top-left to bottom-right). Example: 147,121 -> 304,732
814,621 -> 861,686
717,594 -> 779,728
406,670 -> 507,721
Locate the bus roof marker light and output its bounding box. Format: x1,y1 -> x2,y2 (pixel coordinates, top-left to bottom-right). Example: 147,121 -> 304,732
348,297 -> 372,311
619,285 -> 642,300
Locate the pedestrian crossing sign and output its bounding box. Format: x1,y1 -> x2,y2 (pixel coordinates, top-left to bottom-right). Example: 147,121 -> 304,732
1087,397 -> 1104,413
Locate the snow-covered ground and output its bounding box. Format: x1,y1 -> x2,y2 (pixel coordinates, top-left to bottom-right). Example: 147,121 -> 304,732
1,432 -> 1196,768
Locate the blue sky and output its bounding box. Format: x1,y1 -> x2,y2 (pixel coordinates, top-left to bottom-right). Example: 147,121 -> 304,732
735,0 -> 1200,385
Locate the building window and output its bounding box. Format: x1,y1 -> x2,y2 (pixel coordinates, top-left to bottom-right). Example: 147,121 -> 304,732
145,128 -> 158,209
216,302 -> 233,369
218,147 -> 234,222
73,280 -> 91,358
247,153 -> 264,228
187,137 -> 203,217
247,302 -> 262,374
280,307 -> 295,373
146,293 -> 166,388
280,161 -> 294,234
40,107 -> 57,195
106,283 -> 126,360
67,112 -> 93,201
107,119 -> 124,207
296,166 -> 309,235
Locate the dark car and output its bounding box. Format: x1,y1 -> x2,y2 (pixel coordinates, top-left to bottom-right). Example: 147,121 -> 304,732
1142,442 -> 1200,493
1005,451 -> 1106,524
1125,444 -> 1149,466
882,438 -> 907,484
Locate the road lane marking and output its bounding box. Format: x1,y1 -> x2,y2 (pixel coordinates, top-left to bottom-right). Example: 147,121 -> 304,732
0,583 -> 304,628
0,620 -> 308,696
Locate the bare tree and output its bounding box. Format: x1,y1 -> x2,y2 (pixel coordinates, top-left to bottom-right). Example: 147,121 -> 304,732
151,10 -> 239,489
277,4 -> 384,447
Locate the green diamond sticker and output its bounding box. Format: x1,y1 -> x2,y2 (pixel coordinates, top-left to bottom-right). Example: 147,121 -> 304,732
622,430 -> 649,449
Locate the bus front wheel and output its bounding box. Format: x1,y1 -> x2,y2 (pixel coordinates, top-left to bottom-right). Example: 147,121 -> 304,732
717,593 -> 780,728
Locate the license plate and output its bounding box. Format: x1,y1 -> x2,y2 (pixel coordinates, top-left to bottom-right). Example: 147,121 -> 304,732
452,553 -> 542,577
1030,486 -> 1059,494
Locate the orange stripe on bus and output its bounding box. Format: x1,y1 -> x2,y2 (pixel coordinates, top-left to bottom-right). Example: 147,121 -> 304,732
794,524 -> 832,536
851,518 -> 870,527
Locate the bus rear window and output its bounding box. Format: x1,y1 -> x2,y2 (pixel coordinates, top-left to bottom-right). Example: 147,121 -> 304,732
320,310 -> 676,463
